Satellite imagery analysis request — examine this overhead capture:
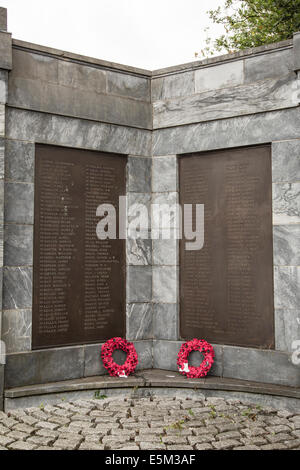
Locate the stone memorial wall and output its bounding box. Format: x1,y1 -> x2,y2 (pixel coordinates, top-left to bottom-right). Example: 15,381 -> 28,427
0,7 -> 299,408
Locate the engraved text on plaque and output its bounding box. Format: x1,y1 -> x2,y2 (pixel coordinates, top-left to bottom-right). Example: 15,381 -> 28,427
179,145 -> 274,348
33,145 -> 126,349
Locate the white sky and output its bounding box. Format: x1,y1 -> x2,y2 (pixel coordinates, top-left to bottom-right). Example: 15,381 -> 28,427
1,0 -> 226,70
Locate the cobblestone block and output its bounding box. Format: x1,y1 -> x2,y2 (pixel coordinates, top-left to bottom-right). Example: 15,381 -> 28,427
187,435 -> 216,445
13,423 -> 35,434
35,429 -> 59,438
27,436 -> 55,446
35,421 -> 59,431
7,430 -> 28,441
0,435 -> 15,446
79,442 -> 105,450
212,439 -> 241,450
53,439 -> 81,450
233,445 -> 260,450
241,427 -> 267,437
139,442 -> 166,450
194,443 -> 213,450
260,443 -> 287,450
8,441 -> 37,450
162,436 -> 188,445
217,431 -> 242,441
240,437 -> 268,446
266,433 -> 294,443
0,424 -> 9,435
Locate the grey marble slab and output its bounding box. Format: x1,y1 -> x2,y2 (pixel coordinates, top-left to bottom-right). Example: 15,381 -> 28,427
126,303 -> 153,340
0,225 -> 3,267
153,74 -> 297,129
11,49 -> 59,83
127,156 -> 152,193
223,345 -> 300,387
133,340 -> 153,370
152,266 -> 178,303
153,304 -> 178,340
5,140 -> 34,183
4,182 -> 34,224
294,32 -> 300,71
244,49 -> 293,83
153,107 -> 300,156
84,343 -> 106,377
0,104 -> 4,137
0,70 -> 7,104
4,224 -> 33,266
0,267 -> 3,311
275,308 -> 300,352
0,138 -> 4,178
272,140 -> 300,182
0,364 -> 3,410
3,266 -> 32,310
126,266 -> 152,303
107,71 -> 150,101
272,183 -> 300,225
273,225 -> 300,266
8,76 -> 152,130
152,155 -> 177,192
0,31 -> 12,70
128,193 -> 151,231
274,266 -> 300,310
0,7 -> 7,31
152,192 -> 179,231
2,309 -> 32,353
0,179 -> 3,220
152,71 -> 194,101
152,236 -> 178,266
126,236 -> 152,265
195,60 -> 244,93
58,59 -> 107,93
6,108 -> 152,157
5,346 -> 85,388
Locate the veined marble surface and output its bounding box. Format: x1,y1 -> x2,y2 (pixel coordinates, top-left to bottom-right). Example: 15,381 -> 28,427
2,309 -> 31,353
272,183 -> 300,225
6,108 -> 152,157
153,74 -> 298,129
272,139 -> 300,183
126,303 -> 153,340
153,107 -> 300,156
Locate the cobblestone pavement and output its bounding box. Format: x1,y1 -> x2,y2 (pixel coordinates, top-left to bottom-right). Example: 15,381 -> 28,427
0,396 -> 300,450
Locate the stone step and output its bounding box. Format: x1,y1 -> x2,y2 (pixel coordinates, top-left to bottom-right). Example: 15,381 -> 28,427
5,369 -> 300,400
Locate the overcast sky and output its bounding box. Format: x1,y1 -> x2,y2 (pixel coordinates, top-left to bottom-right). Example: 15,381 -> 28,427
1,0 -> 226,70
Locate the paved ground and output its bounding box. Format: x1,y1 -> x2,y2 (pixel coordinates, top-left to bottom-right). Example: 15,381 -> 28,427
0,396 -> 300,450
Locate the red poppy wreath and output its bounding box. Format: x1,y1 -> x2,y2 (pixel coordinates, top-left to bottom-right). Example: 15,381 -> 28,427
101,337 -> 138,377
177,339 -> 214,378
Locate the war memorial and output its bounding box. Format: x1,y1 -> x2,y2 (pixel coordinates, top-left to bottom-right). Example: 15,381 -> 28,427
0,5 -> 299,451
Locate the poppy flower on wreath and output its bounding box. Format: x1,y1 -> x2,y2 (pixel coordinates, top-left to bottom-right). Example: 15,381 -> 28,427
101,337 -> 138,378
177,339 -> 214,378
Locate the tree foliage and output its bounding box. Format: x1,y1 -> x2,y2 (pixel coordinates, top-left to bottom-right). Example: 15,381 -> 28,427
202,0 -> 300,56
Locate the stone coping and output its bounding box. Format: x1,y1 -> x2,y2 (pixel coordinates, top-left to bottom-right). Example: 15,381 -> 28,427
12,39 -> 152,77
153,39 -> 293,76
5,369 -> 300,400
11,37 -> 293,78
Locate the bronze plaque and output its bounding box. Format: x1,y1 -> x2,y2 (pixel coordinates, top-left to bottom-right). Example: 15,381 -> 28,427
33,144 -> 126,349
179,145 -> 274,349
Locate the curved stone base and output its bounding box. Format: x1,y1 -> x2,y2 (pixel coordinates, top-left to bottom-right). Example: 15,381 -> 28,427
4,369 -> 300,413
